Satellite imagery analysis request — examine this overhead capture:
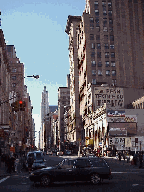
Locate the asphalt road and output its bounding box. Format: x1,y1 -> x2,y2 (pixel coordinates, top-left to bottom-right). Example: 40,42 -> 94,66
0,155 -> 144,192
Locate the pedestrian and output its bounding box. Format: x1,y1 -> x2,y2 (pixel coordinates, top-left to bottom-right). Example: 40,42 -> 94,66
6,155 -> 12,173
133,154 -> 137,166
118,152 -> 121,161
139,153 -> 143,168
123,152 -> 125,161
10,155 -> 16,172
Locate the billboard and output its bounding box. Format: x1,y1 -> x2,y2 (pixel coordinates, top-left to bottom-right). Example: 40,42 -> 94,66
109,122 -> 137,136
107,114 -> 137,123
107,110 -> 125,117
94,87 -> 124,109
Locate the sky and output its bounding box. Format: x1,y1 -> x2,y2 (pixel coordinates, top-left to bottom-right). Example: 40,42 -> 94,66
1,0 -> 85,147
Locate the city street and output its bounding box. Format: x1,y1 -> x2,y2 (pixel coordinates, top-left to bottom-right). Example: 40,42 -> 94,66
0,155 -> 144,192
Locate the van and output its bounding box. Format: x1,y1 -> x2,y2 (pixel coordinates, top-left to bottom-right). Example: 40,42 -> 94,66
26,151 -> 46,170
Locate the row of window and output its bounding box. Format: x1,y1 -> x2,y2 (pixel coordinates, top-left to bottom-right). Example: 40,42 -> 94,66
91,61 -> 115,67
91,17 -> 113,24
91,43 -> 114,49
92,70 -> 116,76
90,34 -> 114,41
91,52 -> 115,58
92,79 -> 116,86
95,10 -> 112,16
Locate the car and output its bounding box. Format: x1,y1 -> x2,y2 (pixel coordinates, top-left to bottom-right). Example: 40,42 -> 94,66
47,150 -> 52,155
57,151 -> 63,156
29,157 -> 112,186
64,150 -> 72,155
26,151 -> 46,171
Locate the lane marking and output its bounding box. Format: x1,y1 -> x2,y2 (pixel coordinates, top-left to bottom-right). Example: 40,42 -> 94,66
112,172 -> 138,174
0,176 -> 10,184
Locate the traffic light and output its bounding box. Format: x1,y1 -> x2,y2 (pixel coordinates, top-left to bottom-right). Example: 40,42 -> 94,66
19,100 -> 26,111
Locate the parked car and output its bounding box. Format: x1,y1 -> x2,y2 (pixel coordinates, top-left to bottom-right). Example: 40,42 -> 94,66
29,157 -> 112,186
57,151 -> 63,156
64,150 -> 72,155
26,151 -> 46,171
47,150 -> 52,155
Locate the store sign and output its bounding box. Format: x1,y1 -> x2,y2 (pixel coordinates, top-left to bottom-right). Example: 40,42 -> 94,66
107,110 -> 125,117
109,137 -> 125,145
107,115 -> 137,123
94,87 -> 124,108
109,128 -> 127,137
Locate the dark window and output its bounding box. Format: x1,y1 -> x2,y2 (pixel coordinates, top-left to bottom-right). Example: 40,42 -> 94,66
90,23 -> 94,29
108,2 -> 112,9
96,26 -> 100,32
92,79 -> 97,84
111,52 -> 115,58
110,35 -> 114,41
102,2 -> 106,7
110,44 -> 114,49
97,52 -> 101,58
98,61 -> 102,67
105,44 -> 109,49
103,11 -> 107,16
94,1 -> 99,9
96,35 -> 100,40
90,34 -> 94,40
12,76 -> 16,80
91,52 -> 95,58
92,70 -> 96,75
97,43 -> 101,49
91,159 -> 107,167
104,35 -> 108,40
108,11 -> 112,16
109,19 -> 113,24
75,159 -> 91,168
103,19 -> 107,26
95,18 -> 99,26
98,70 -> 102,75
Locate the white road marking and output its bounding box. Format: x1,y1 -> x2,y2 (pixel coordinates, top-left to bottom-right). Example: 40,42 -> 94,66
0,176 -> 10,184
112,172 -> 138,174
132,184 -> 139,187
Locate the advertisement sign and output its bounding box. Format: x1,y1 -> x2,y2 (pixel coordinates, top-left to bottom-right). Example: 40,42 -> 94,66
107,110 -> 125,117
125,138 -> 131,147
109,128 -> 127,137
109,137 -> 125,146
109,122 -> 137,136
94,87 -> 124,108
107,115 -> 137,123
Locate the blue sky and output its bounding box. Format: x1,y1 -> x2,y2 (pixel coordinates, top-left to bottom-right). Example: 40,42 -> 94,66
1,0 -> 85,146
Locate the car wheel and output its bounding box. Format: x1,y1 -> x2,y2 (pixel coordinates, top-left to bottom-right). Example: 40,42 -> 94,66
90,173 -> 101,184
40,175 -> 51,186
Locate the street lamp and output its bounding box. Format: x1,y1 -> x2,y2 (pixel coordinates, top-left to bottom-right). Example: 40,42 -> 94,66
26,75 -> 39,79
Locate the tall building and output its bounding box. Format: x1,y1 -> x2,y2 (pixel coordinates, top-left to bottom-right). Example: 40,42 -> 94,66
65,0 -> 144,148
40,86 -> 49,150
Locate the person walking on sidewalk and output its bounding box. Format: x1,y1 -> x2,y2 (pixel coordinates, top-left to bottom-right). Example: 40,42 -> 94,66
118,152 -> 121,161
139,153 -> 143,168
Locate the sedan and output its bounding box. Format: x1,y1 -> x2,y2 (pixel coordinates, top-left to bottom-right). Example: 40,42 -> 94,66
29,157 -> 112,186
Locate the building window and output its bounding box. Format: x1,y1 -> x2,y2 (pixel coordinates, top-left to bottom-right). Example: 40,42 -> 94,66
111,61 -> 115,67
95,18 -> 99,26
102,2 -> 106,6
94,1 -> 98,4
108,2 -> 112,8
103,10 -> 107,16
108,10 -> 112,16
95,10 -> 99,16
12,83 -> 16,87
90,23 -> 94,29
90,17 -> 94,23
106,70 -> 110,76
110,35 -> 114,41
105,61 -> 110,67
96,26 -> 100,32
105,52 -> 109,58
109,27 -> 113,32
111,52 -> 115,58
12,76 -> 16,80
92,70 -> 96,76
97,43 -> 101,49
92,43 -> 95,49
92,79 -> 97,84
109,19 -> 113,24
90,34 -> 94,40
103,27 -> 108,32
91,60 -> 96,67
103,19 -> 107,26
112,79 -> 116,86
97,52 -> 101,58
105,44 -> 109,49
112,70 -> 116,76
98,70 -> 102,76
91,52 -> 95,58
98,61 -> 102,67
96,35 -> 100,40
110,44 -> 114,49
12,68 -> 17,72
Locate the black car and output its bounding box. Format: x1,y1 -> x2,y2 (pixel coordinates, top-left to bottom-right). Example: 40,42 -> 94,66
29,157 -> 112,186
